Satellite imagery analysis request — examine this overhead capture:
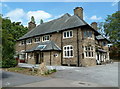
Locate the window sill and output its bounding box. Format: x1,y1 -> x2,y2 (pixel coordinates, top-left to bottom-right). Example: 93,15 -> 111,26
34,42 -> 40,43
63,37 -> 73,39
63,56 -> 74,58
26,43 -> 32,45
42,40 -> 50,42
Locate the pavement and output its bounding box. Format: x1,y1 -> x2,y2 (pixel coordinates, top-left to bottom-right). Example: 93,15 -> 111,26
1,62 -> 119,87
53,62 -> 118,87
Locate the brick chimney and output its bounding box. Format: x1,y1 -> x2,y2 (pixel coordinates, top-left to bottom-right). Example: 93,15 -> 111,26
74,7 -> 83,19
28,16 -> 36,31
91,22 -> 97,30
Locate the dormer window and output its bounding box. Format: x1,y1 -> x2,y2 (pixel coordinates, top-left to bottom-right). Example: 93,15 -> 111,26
63,30 -> 73,39
34,37 -> 40,43
26,38 -> 32,44
42,35 -> 50,42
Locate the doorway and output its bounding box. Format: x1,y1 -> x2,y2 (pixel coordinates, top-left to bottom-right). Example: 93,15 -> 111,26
40,52 -> 44,64
36,53 -> 39,64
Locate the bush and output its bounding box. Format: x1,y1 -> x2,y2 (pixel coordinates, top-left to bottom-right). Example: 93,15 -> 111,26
2,59 -> 17,68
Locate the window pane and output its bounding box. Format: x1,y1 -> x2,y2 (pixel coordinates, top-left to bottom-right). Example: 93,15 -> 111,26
67,47 -> 69,50
67,32 -> 69,37
67,51 -> 69,56
43,37 -> 44,41
89,52 -> 91,57
70,31 -> 72,37
64,47 -> 66,50
70,46 -> 73,49
70,50 -> 73,56
65,51 -> 67,56
86,52 -> 87,57
85,46 -> 87,50
64,32 -> 66,37
91,52 -> 93,57
88,47 -> 90,50
91,46 -> 93,50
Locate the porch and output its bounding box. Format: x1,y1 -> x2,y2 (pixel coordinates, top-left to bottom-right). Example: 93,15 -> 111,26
96,49 -> 109,65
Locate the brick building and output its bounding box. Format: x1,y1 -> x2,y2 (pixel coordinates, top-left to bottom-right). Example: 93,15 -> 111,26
15,7 -> 110,67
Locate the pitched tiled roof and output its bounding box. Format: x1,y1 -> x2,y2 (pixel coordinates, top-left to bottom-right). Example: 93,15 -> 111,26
96,35 -> 111,42
18,13 -> 88,40
25,41 -> 61,52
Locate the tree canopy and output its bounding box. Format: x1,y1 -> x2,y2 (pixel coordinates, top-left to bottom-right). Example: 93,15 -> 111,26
103,11 -> 120,60
104,11 -> 120,44
1,15 -> 28,67
40,19 -> 43,24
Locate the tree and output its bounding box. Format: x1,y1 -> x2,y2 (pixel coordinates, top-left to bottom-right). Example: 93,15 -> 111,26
104,11 -> 120,44
1,15 -> 28,67
31,16 -> 35,23
40,19 -> 43,24
103,11 -> 120,60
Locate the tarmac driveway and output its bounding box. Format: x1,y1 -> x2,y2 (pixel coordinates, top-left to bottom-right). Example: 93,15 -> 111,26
1,70 -> 51,87
52,62 -> 118,87
1,62 -> 118,87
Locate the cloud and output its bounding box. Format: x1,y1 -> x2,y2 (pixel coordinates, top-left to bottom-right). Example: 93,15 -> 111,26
4,8 -> 52,25
90,15 -> 102,20
4,8 -> 25,22
27,10 -> 52,24
112,0 -> 119,6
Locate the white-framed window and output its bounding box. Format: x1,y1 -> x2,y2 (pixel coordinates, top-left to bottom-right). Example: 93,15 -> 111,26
63,45 -> 74,58
63,30 -> 73,39
19,40 -> 25,46
84,46 -> 94,58
26,38 -> 32,44
34,37 -> 40,43
42,35 -> 50,42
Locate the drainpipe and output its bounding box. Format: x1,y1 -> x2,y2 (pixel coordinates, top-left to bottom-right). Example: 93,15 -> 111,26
50,51 -> 51,65
77,28 -> 80,67
61,31 -> 63,65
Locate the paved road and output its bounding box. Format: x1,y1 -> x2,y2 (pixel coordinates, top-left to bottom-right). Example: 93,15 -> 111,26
1,71 -> 51,87
52,62 -> 118,87
1,62 -> 118,87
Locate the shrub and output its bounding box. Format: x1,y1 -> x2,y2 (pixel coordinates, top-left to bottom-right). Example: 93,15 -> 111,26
2,59 -> 17,68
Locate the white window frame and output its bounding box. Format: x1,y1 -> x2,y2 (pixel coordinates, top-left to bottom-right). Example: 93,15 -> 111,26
26,38 -> 32,44
63,30 -> 73,39
34,37 -> 40,43
63,45 -> 74,58
42,35 -> 50,42
84,46 -> 95,58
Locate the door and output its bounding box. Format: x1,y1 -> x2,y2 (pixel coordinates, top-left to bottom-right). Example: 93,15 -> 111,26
40,52 -> 44,63
36,53 -> 39,64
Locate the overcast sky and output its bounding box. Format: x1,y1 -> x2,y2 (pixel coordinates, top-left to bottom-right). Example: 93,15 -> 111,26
1,2 -> 119,26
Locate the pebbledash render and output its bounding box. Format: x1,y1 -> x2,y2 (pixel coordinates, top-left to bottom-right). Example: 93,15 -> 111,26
15,7 -> 110,67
